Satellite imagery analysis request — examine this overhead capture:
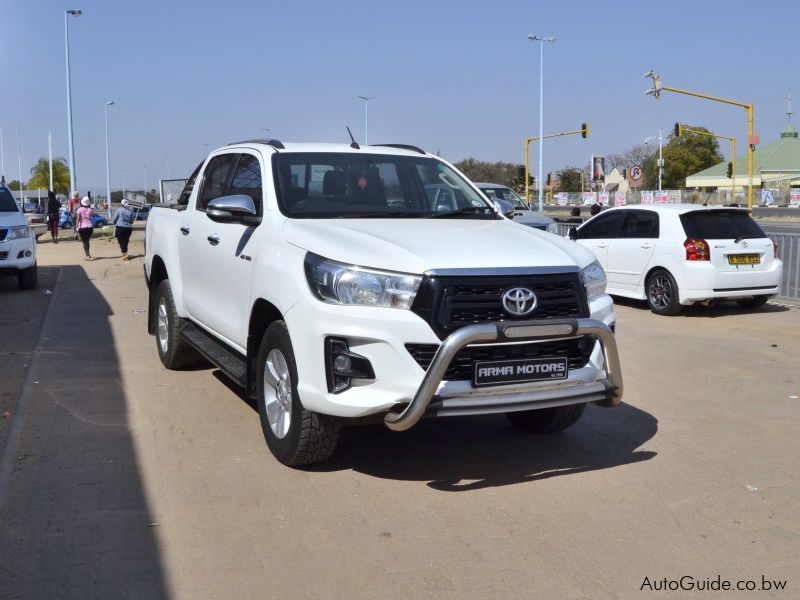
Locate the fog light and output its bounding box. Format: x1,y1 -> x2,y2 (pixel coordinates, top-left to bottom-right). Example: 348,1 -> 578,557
325,338 -> 375,394
24,250 -> 32,257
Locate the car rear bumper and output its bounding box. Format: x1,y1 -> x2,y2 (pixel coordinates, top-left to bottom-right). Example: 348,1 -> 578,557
678,260 -> 783,303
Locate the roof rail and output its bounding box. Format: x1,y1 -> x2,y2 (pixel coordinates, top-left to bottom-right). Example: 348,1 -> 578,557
227,138 -> 285,150
373,143 -> 426,155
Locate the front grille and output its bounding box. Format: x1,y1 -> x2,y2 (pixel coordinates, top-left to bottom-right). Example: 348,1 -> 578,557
406,338 -> 594,381
411,272 -> 589,339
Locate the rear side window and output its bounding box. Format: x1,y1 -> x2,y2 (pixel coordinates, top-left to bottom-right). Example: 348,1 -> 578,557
197,154 -> 237,211
229,154 -> 263,213
619,210 -> 659,238
578,211 -> 624,239
680,210 -> 765,239
0,187 -> 18,212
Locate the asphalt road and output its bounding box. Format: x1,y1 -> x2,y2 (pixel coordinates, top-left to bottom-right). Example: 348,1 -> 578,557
1,238 -> 798,599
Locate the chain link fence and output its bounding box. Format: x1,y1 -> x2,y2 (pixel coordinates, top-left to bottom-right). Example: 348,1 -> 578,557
542,188 -> 798,207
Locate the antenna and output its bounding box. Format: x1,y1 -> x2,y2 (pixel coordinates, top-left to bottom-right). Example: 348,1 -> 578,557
346,126 -> 360,149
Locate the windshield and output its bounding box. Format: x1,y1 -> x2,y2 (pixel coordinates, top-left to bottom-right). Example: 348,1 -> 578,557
480,186 -> 527,209
680,210 -> 765,239
274,153 -> 497,219
0,188 -> 19,212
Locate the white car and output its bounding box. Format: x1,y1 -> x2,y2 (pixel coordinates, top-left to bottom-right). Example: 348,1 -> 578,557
0,183 -> 38,289
570,204 -> 782,315
145,140 -> 623,466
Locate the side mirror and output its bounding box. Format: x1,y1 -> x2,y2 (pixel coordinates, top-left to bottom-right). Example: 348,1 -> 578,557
207,194 -> 258,223
493,199 -> 515,219
568,226 -> 578,241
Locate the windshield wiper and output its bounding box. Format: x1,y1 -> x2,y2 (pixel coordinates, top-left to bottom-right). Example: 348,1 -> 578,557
428,207 -> 493,218
337,211 -> 423,218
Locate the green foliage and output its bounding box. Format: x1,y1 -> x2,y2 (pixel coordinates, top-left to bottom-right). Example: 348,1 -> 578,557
28,157 -> 71,195
557,166 -> 584,193
6,180 -> 23,190
644,126 -> 723,189
454,158 -> 521,189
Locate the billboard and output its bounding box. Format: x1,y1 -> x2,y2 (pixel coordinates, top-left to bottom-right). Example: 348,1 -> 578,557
582,192 -> 596,205
592,156 -> 605,182
598,191 -> 609,206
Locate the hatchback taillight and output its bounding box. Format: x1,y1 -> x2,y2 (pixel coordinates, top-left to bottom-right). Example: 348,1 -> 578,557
772,237 -> 779,259
684,238 -> 710,261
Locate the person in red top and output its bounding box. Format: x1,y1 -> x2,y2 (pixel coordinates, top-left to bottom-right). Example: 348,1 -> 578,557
68,191 -> 81,239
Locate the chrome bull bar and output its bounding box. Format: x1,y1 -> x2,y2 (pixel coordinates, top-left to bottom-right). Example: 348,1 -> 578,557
383,318 -> 623,432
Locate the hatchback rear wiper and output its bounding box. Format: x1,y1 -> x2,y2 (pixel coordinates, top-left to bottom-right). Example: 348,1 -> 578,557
734,234 -> 764,243
428,207 -> 493,218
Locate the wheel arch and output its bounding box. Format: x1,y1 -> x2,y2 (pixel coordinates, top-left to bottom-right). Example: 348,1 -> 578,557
147,256 -> 169,335
246,299 -> 285,398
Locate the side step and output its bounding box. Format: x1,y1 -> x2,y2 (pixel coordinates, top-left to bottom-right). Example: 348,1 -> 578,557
180,321 -> 248,388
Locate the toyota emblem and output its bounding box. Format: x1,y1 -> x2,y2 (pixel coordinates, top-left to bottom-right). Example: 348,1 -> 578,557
502,287 -> 537,316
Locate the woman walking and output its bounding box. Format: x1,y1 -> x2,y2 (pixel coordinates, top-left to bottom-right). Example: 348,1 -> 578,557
46,191 -> 61,243
112,199 -> 135,260
75,196 -> 94,260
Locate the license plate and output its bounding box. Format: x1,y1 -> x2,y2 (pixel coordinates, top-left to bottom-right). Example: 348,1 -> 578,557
728,254 -> 760,265
473,357 -> 568,387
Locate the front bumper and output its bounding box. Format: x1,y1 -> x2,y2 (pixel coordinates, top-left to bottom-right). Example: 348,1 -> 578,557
383,318 -> 622,431
0,235 -> 36,275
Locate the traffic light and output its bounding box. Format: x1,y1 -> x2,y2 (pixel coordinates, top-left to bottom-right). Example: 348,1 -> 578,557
546,173 -> 551,186
516,165 -> 526,181
580,123 -> 589,139
674,122 -> 681,137
726,162 -> 733,178
622,168 -> 627,179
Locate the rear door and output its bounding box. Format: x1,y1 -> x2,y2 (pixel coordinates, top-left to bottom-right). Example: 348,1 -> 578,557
607,209 -> 659,290
679,209 -> 775,272
575,211 -> 625,274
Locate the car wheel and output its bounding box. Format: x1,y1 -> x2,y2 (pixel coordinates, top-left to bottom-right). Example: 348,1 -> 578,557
506,403 -> 586,433
646,269 -> 682,316
737,296 -> 769,309
257,321 -> 338,466
154,279 -> 198,369
17,265 -> 38,290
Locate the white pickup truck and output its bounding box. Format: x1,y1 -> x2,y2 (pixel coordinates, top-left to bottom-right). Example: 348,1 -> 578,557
144,140 -> 623,466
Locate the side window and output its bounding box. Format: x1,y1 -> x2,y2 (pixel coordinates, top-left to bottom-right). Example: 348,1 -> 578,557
229,154 -> 263,213
177,163 -> 203,206
197,154 -> 237,211
619,211 -> 659,239
578,212 -> 624,239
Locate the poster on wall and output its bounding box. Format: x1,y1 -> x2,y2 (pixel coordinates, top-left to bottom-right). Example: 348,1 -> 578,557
614,191 -> 627,206
556,192 -> 568,205
598,191 -> 609,205
790,189 -> 800,207
641,191 -> 654,204
655,190 -> 669,203
592,156 -> 606,182
582,192 -> 596,205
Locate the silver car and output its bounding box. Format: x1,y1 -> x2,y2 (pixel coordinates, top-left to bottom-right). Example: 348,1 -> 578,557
475,183 -> 556,231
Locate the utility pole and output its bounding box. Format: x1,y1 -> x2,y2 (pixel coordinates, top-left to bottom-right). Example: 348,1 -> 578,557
358,96 -> 374,145
48,131 -> 53,191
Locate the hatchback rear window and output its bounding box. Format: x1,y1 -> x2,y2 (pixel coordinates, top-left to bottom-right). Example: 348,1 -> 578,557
680,210 -> 765,240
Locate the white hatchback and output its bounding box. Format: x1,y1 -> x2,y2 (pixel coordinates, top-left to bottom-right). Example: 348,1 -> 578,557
570,204 -> 782,315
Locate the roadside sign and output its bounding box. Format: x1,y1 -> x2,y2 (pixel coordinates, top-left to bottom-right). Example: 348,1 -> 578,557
629,164 -> 644,183
127,194 -> 146,209
598,191 -> 609,205
641,191 -> 654,205
556,192 -> 568,206
614,191 -> 626,206
582,192 -> 596,205
655,190 -> 669,203
790,189 -> 800,208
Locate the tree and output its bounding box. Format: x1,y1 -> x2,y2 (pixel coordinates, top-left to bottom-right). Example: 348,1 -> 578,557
557,166 -> 584,192
28,157 -> 70,195
6,180 -> 23,190
453,158 -> 521,189
643,126 -> 723,189
607,144 -> 652,172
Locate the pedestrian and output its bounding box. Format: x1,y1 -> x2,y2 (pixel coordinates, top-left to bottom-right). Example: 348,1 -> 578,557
75,196 -> 94,261
567,205 -> 582,224
46,190 -> 61,243
68,191 -> 81,239
112,198 -> 135,260
590,199 -> 603,216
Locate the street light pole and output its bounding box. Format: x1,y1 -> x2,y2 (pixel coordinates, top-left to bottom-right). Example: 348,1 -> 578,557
104,100 -> 114,218
358,96 -> 374,145
166,156 -> 170,179
142,164 -> 147,205
644,130 -> 663,191
48,131 -> 53,191
528,34 -> 556,212
121,170 -> 126,200
64,9 -> 81,194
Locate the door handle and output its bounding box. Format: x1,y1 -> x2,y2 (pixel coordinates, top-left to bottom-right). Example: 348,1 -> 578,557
640,244 -> 653,249
180,226 -> 190,236
207,234 -> 220,246
597,243 -> 608,249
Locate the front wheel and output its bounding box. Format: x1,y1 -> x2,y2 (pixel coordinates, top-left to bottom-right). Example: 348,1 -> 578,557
506,403 -> 586,433
257,321 -> 338,466
18,265 -> 38,290
736,296 -> 769,309
646,269 -> 682,316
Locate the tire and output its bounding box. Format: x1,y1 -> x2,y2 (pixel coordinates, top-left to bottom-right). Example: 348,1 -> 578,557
153,279 -> 198,369
256,321 -> 338,466
737,296 -> 769,309
506,403 -> 586,433
17,265 -> 38,290
646,269 -> 682,316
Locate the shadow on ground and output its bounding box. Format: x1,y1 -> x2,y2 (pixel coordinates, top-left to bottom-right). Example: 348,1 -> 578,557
0,265 -> 167,598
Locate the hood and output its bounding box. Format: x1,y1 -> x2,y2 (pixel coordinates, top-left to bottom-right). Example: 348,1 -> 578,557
0,210 -> 27,227
282,218 -> 596,274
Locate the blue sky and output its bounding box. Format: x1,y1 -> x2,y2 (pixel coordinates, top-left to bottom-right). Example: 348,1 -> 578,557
1,0 -> 798,193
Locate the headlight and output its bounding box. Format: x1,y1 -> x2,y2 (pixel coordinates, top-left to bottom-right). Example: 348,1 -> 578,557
10,225 -> 31,239
580,260 -> 607,300
545,222 -> 560,234
304,253 -> 422,309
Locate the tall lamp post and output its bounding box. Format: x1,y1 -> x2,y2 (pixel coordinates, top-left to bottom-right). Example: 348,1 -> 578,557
644,130 -> 663,191
142,164 -> 147,205
358,96 -> 374,145
104,100 -> 114,218
527,34 -> 556,212
64,9 -> 81,194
